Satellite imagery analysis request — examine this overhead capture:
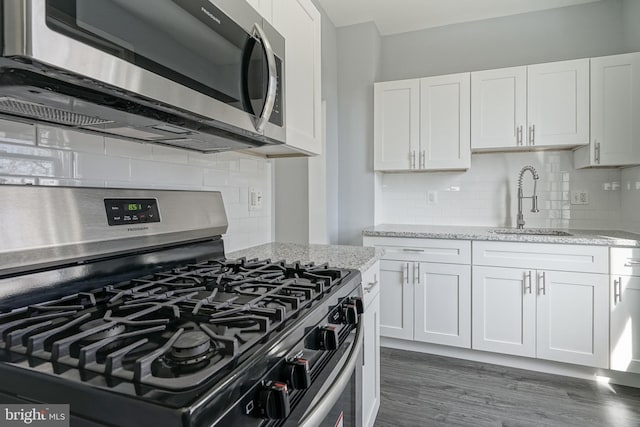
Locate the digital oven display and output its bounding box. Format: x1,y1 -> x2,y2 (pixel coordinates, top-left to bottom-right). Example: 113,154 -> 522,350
104,199 -> 161,226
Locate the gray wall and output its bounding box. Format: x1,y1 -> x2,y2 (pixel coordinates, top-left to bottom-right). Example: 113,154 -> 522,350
381,0 -> 627,80
318,1 -> 340,244
337,22 -> 381,245
623,0 -> 640,51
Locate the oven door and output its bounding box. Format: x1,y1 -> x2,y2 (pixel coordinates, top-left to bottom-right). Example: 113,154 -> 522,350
3,0 -> 284,140
286,321 -> 364,427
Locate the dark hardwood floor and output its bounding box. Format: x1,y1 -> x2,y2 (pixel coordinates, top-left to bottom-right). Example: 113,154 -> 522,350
375,347 -> 640,427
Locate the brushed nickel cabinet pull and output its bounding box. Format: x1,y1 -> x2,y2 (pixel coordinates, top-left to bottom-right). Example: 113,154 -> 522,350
595,141 -> 601,164
411,151 -> 416,169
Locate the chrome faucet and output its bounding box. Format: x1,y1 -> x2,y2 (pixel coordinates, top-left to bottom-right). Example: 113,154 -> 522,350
517,166 -> 540,229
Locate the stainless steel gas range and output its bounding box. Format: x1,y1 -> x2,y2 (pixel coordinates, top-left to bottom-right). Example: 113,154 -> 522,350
0,186 -> 363,427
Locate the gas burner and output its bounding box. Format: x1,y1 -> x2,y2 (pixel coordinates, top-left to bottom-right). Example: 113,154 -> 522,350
79,319 -> 126,342
169,331 -> 212,364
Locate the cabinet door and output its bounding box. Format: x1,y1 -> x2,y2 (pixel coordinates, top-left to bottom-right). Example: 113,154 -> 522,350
591,53 -> 640,166
362,292 -> 380,427
536,271 -> 609,368
379,260 -> 414,339
420,73 -> 471,169
272,0 -> 321,155
527,59 -> 589,147
374,80 -> 420,171
472,266 -> 536,357
414,262 -> 471,348
471,66 -> 527,150
611,275 -> 640,373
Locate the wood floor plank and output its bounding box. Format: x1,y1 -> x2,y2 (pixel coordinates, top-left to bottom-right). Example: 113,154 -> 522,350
375,348 -> 640,427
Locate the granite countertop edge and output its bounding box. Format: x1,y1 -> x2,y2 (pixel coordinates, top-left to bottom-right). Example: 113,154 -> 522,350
362,225 -> 640,247
227,242 -> 385,273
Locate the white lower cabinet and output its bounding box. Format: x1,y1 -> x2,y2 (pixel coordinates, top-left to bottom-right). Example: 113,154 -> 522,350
610,275 -> 640,373
379,260 -> 414,340
414,263 -> 471,348
472,266 -> 609,368
472,266 -> 536,357
361,263 -> 380,427
378,259 -> 471,348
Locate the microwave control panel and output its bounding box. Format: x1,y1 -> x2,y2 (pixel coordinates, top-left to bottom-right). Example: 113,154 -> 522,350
104,199 -> 161,226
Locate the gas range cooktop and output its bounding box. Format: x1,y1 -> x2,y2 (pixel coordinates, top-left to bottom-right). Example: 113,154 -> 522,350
0,186 -> 364,427
0,257 -> 348,392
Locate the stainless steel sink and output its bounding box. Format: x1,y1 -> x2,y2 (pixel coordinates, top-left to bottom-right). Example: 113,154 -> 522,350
489,228 -> 573,237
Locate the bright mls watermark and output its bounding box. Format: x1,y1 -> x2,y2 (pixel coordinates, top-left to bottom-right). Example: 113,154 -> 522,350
0,405 -> 69,427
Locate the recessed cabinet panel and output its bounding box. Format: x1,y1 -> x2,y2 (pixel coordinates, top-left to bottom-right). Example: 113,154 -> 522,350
414,263 -> 471,348
472,266 -> 536,357
374,80 -> 420,170
536,271 -> 609,368
420,73 -> 471,169
379,260 -> 414,340
527,59 -> 590,147
611,275 -> 640,373
591,52 -> 640,166
471,66 -> 527,150
362,292 -> 380,427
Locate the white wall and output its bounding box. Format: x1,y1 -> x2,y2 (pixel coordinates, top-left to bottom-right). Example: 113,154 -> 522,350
379,151 -> 623,230
0,118 -> 273,252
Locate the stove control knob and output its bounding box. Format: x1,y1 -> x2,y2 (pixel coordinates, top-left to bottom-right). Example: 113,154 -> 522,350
343,303 -> 359,325
285,358 -> 311,390
350,296 -> 364,315
318,325 -> 339,351
258,381 -> 291,419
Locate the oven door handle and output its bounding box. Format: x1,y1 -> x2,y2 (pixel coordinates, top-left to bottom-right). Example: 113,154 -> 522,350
299,320 -> 364,427
251,23 -> 278,132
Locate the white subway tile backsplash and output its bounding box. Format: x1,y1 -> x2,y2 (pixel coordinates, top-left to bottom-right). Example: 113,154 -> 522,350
0,142 -> 72,177
37,125 -> 104,153
130,159 -> 202,186
0,175 -> 36,185
74,152 -> 130,181
105,137 -> 153,159
152,145 -> 189,164
0,119 -> 35,146
379,150 -> 622,230
0,120 -> 273,251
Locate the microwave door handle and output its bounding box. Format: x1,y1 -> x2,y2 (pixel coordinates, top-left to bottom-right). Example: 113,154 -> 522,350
252,23 -> 278,132
298,321 -> 364,427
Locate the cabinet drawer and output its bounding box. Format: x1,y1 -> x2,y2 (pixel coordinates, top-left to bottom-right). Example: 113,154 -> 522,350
473,242 -> 608,273
363,237 -> 471,264
361,262 -> 380,308
611,247 -> 640,276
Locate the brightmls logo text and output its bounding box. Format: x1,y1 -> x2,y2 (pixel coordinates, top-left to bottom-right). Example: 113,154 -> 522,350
1,405 -> 69,427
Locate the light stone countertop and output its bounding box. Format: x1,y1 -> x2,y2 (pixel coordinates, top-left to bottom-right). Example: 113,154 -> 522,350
227,242 -> 384,273
363,224 -> 640,247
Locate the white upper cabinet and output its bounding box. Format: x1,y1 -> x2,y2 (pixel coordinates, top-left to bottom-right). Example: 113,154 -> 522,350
527,59 -> 590,148
471,59 -> 589,151
576,52 -> 640,168
374,74 -> 470,171
246,0 -> 273,22
471,66 -> 527,150
374,79 -> 420,171
272,0 -> 322,155
420,73 -> 471,170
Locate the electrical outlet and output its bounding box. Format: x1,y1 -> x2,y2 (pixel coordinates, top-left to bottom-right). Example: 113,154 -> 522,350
571,191 -> 589,205
427,190 -> 438,204
249,188 -> 263,211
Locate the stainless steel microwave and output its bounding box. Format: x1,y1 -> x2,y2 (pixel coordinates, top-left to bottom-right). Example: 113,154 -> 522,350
0,0 -> 285,152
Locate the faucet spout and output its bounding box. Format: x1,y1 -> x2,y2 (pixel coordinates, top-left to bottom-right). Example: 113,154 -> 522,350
517,166 -> 540,229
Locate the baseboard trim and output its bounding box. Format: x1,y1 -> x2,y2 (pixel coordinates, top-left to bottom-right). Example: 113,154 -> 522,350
381,337 -> 640,389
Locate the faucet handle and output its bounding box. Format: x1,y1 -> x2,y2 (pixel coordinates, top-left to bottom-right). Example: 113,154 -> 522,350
531,195 -> 539,213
